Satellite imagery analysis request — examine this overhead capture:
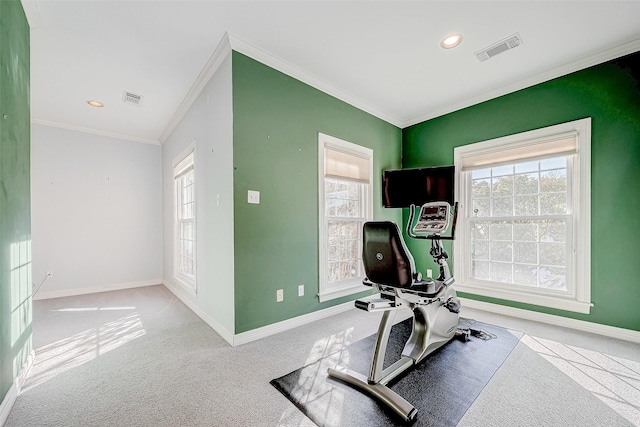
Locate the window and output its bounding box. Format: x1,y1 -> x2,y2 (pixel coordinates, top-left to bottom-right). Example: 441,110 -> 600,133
318,133 -> 373,302
174,148 -> 197,292
454,118 -> 591,313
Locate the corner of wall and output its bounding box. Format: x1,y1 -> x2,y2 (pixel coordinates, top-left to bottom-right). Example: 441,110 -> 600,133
0,0 -> 32,415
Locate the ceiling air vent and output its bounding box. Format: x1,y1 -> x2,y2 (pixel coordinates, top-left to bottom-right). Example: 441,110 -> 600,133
122,91 -> 143,107
475,33 -> 523,62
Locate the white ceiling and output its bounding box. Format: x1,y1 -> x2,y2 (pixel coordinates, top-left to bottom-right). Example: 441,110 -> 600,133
23,1 -> 640,145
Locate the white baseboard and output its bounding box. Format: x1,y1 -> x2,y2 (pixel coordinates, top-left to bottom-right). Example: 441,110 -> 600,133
161,280 -> 235,346
232,301 -> 355,346
0,380 -> 18,427
0,351 -> 35,426
32,279 -> 163,301
461,297 -> 640,344
162,280 -> 356,347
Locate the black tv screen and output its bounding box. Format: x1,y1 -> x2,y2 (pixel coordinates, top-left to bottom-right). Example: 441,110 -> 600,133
382,166 -> 454,208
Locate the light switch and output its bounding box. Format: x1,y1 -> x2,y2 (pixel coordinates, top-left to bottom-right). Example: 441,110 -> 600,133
248,190 -> 260,204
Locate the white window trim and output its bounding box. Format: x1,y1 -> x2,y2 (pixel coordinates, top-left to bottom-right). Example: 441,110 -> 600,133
318,133 -> 373,302
173,142 -> 197,295
454,118 -> 592,314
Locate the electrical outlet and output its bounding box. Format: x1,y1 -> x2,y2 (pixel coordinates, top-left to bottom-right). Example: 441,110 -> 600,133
248,190 -> 260,204
298,285 -> 304,297
426,269 -> 433,279
276,289 -> 284,302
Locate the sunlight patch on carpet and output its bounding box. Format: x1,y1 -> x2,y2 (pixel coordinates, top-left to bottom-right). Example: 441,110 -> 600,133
521,335 -> 640,425
22,313 -> 146,392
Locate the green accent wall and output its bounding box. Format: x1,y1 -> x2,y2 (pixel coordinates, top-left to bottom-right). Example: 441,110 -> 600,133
0,0 -> 32,404
403,51 -> 640,331
232,52 -> 402,333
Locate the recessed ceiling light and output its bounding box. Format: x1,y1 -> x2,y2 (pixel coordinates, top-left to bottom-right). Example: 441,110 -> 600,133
87,100 -> 104,108
441,34 -> 463,49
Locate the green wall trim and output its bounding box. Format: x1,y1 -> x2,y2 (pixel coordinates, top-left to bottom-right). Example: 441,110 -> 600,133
231,51 -> 402,333
403,51 -> 640,332
0,0 -> 32,404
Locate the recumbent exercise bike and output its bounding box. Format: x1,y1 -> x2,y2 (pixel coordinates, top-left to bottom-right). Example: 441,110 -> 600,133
327,201 -> 462,422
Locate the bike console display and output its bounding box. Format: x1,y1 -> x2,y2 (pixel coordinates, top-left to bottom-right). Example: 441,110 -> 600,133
412,202 -> 451,235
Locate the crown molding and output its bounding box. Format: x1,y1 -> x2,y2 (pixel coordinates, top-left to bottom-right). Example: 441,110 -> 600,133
227,32 -> 403,128
403,37 -> 640,128
32,118 -> 160,145
159,31 -> 404,145
159,32 -> 233,144
159,32 -> 640,142
20,0 -> 43,28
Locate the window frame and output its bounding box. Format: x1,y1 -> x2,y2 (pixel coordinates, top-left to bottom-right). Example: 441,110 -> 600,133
173,144 -> 197,294
318,133 -> 373,302
454,118 -> 591,313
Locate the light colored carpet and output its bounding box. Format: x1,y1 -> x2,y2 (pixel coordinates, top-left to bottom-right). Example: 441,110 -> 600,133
5,285 -> 640,426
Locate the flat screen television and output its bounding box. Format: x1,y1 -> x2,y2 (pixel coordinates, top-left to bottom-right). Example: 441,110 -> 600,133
382,166 -> 454,208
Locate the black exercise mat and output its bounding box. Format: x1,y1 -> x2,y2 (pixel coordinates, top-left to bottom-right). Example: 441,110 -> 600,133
271,318 -> 521,426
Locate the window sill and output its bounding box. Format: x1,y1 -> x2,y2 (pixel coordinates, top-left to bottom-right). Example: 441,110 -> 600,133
318,281 -> 372,303
456,280 -> 592,314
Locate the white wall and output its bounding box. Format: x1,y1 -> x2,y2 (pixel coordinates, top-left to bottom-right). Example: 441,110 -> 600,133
162,54 -> 235,342
31,124 -> 163,299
